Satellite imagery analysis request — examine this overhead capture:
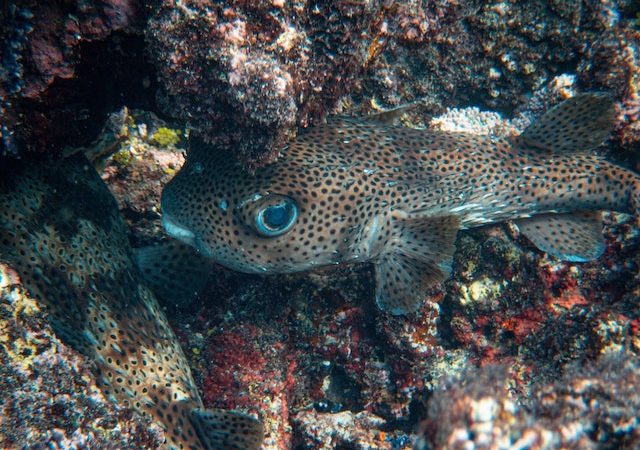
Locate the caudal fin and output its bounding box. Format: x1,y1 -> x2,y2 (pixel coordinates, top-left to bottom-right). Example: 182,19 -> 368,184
190,408 -> 264,450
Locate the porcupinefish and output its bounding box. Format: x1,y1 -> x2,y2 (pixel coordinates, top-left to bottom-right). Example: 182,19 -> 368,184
158,93 -> 640,315
0,154 -> 263,450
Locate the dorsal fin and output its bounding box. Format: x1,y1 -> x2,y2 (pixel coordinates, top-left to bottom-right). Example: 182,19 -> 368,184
514,93 -> 615,155
328,101 -> 421,127
515,212 -> 605,262
375,214 -> 459,315
364,102 -> 421,125
190,408 -> 264,450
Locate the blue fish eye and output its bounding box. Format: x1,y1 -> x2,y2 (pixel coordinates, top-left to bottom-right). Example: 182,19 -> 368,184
254,198 -> 298,237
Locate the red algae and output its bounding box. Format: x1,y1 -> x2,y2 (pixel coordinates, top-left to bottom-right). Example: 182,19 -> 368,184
203,327 -> 268,408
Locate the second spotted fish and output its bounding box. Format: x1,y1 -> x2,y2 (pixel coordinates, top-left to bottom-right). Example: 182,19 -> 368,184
155,93 -> 640,315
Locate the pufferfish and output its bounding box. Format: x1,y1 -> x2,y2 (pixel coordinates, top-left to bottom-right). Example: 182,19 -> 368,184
0,154 -> 263,450
157,93 -> 640,315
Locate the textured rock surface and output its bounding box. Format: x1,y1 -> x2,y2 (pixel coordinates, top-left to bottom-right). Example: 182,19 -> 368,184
145,0 -> 388,167
0,0 -> 153,155
3,1 -> 639,166
415,352 -> 640,449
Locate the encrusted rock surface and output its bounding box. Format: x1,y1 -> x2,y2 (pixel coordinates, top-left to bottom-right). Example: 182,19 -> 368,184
0,0 -> 152,155
145,0 -> 389,167
3,1 -> 639,165
415,352 -> 640,450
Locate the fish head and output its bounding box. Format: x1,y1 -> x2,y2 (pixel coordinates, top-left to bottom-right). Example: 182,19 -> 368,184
161,141 -> 350,274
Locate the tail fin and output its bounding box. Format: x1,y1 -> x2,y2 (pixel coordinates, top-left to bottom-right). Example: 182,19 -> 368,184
190,408 -> 264,450
514,92 -> 615,155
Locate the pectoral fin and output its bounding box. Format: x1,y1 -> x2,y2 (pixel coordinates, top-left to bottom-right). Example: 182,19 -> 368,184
190,408 -> 264,450
375,215 -> 459,315
515,212 -> 605,262
134,240 -> 211,304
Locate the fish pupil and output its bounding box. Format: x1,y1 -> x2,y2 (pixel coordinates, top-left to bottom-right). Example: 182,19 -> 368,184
264,203 -> 290,229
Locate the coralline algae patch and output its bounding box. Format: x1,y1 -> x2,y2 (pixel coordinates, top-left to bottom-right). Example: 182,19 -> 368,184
0,263 -> 163,449
4,0 -> 640,166
167,269 -> 422,449
447,211 -> 640,368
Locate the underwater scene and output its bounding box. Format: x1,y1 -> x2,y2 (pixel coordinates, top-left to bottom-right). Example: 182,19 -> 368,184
1,1 -> 640,449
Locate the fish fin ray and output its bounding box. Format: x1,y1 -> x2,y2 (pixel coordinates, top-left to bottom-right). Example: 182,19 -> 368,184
363,102 -> 421,125
375,215 -> 459,315
190,408 -> 264,450
515,93 -> 615,155
134,241 -> 210,304
516,211 -> 605,262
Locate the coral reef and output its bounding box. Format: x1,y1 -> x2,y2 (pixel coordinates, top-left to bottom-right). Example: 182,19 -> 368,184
97,108 -> 186,246
359,1 -> 622,111
578,25 -> 640,153
145,0 -> 388,167
3,0 -> 639,167
1,0 -> 640,449
145,0 -> 639,166
0,263 -> 162,449
293,410 -> 399,449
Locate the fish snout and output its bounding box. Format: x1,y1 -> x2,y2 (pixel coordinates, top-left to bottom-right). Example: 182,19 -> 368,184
161,181 -> 196,244
161,210 -> 214,258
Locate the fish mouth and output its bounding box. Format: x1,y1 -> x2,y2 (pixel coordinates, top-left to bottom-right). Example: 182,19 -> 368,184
162,214 -> 215,258
162,214 -> 195,244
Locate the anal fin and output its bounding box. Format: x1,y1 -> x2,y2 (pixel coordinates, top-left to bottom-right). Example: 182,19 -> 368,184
190,408 -> 264,450
515,212 -> 605,262
375,214 -> 459,315
134,240 -> 211,304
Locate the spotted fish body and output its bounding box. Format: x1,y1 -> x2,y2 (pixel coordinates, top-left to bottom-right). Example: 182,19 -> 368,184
161,94 -> 640,314
0,155 -> 263,450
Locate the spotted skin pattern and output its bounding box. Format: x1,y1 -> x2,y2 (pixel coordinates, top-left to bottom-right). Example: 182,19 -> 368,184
162,94 -> 640,314
0,155 -> 262,450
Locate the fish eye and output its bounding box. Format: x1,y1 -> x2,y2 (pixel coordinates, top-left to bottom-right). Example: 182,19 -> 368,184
253,196 -> 298,237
